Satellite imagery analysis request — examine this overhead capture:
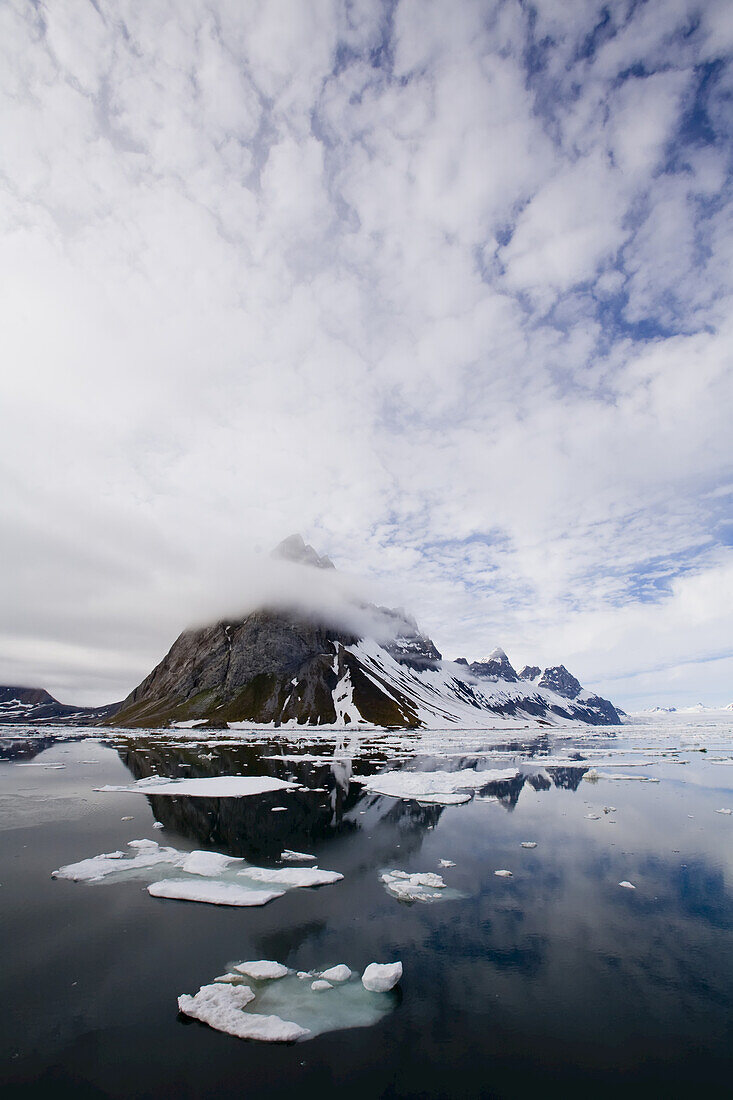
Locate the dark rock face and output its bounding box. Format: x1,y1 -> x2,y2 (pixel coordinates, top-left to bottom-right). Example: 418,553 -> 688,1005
381,608 -> 442,671
518,665 -> 541,681
469,647 -> 518,682
539,665 -> 582,699
454,657 -> 469,666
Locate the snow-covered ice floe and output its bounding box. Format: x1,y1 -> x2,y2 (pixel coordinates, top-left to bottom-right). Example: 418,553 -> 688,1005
52,840 -> 342,907
95,775 -> 297,797
178,959 -> 401,1043
361,767 -> 518,805
280,849 -> 317,862
380,869 -> 462,904
618,880 -> 636,889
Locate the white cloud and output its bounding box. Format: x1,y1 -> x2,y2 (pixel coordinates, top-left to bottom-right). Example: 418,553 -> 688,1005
0,0 -> 731,710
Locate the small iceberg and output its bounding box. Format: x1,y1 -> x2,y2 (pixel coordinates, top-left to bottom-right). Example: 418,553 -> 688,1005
618,880 -> 636,890
53,840 -> 343,907
380,869 -> 460,904
520,842 -> 537,849
438,859 -> 456,867
95,775 -> 297,798
178,959 -> 400,1043
280,849 -> 317,862
362,767 -> 518,805
494,869 -> 512,877
362,962 -> 402,992
714,807 -> 732,815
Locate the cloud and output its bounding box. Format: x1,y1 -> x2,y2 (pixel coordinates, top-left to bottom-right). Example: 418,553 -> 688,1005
0,0 -> 731,709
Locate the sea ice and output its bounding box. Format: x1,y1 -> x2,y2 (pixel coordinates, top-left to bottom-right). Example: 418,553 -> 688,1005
178,984 -> 308,1043
280,849 -> 317,862
96,776 -> 297,798
320,965 -> 351,983
494,869 -> 513,877
242,867 -> 343,887
363,767 -> 518,804
148,879 -> 285,907
438,859 -> 456,867
618,881 -> 636,889
714,807 -> 732,815
520,842 -> 538,849
311,980 -> 332,991
233,961 -> 290,980
182,851 -> 242,876
380,869 -> 448,902
362,962 -> 402,992
52,839 -> 184,883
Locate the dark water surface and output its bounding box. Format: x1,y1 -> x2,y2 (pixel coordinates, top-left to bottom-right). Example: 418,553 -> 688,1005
1,719 -> 732,1098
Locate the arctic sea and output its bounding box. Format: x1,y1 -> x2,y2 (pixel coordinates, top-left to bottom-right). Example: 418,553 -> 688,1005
1,714 -> 732,1097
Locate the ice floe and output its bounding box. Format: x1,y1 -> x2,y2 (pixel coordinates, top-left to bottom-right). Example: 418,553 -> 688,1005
714,807 -> 732,815
234,961 -> 289,980
618,881 -> 636,889
520,842 -> 538,849
361,962 -> 402,992
149,879 -> 284,906
280,849 -> 317,862
178,960 -> 400,1042
52,840 -> 343,905
95,775 -> 297,797
362,767 -> 518,804
380,869 -> 449,903
438,859 -> 456,867
494,869 -> 513,877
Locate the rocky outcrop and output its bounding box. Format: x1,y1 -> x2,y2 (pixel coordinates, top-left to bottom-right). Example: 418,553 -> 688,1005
538,665 -> 582,699
518,665 -> 541,681
469,647 -> 518,682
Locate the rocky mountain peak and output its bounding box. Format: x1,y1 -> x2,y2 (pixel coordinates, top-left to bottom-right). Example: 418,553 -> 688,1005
272,534 -> 335,570
539,665 -> 582,699
518,665 -> 541,681
469,647 -> 518,683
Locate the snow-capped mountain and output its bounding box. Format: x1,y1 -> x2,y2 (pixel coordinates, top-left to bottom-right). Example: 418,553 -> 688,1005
0,685 -> 121,725
107,537 -> 620,730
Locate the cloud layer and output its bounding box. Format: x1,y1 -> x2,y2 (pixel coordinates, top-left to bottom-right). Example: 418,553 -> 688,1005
1,0 -> 731,709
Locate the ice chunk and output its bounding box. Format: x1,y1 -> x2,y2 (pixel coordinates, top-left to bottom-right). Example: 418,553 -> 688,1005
280,850 -> 317,862
234,961 -> 290,980
362,767 -> 518,804
152,821 -> 164,829
242,867 -> 343,888
320,965 -> 351,983
182,851 -> 242,876
178,984 -> 308,1043
52,840 -> 184,883
96,776 -> 297,798
380,869 -> 449,903
148,879 -> 285,907
715,807 -> 732,815
618,881 -> 636,889
438,859 -> 455,867
362,962 -> 402,992
494,869 -> 512,877
520,842 -> 537,849
585,813 -> 600,820
311,980 -> 332,991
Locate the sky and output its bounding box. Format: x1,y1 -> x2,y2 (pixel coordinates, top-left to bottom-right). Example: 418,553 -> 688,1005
1,0 -> 732,711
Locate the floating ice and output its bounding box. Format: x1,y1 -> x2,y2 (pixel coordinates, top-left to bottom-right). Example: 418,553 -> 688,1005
234,961 -> 289,980
585,813 -> 601,820
438,859 -> 456,867
494,869 -> 512,877
148,879 -> 284,906
715,807 -> 732,815
178,984 -> 307,1043
95,776 -> 297,798
242,866 -> 343,887
320,965 -> 351,983
380,869 -> 451,903
362,962 -> 402,992
362,767 -> 518,804
179,961 -> 399,1043
53,840 -> 343,906
618,881 -> 636,889
280,849 -> 317,862
520,842 -> 538,849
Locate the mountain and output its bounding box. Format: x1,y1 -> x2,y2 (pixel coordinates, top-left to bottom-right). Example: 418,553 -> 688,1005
0,685 -> 121,725
107,537 -> 620,730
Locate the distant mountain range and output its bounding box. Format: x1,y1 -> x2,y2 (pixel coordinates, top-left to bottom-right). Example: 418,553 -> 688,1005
0,685 -> 121,725
0,536 -> 622,731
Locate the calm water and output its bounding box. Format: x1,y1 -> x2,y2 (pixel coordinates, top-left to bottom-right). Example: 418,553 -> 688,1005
1,718 -> 732,1098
